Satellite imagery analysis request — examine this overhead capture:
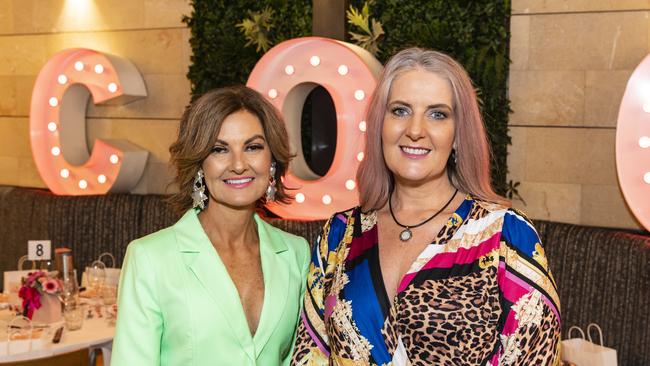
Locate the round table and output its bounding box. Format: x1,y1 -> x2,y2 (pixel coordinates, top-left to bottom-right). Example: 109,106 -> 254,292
0,317 -> 114,364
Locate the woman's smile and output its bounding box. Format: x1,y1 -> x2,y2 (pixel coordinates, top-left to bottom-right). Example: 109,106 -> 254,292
399,145 -> 432,159
223,176 -> 255,188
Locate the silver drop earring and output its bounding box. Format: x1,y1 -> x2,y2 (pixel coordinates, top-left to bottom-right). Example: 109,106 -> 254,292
265,161 -> 277,202
191,168 -> 208,210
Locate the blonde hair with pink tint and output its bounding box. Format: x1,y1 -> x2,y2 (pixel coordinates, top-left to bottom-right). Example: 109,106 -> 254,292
357,48 -> 508,211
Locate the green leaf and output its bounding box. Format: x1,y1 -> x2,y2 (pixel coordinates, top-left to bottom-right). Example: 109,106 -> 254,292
346,1 -> 384,56
237,6 -> 275,52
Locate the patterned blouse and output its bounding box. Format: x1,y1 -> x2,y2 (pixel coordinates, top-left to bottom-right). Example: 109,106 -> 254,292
291,196 -> 561,365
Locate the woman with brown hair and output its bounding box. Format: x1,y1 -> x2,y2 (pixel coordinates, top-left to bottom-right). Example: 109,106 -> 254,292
112,85 -> 309,366
292,48 -> 561,365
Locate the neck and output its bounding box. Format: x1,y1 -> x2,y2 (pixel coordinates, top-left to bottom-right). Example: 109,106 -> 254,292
390,174 -> 457,213
198,201 -> 258,250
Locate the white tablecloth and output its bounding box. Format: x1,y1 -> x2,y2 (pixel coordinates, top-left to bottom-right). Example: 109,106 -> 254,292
0,317 -> 114,363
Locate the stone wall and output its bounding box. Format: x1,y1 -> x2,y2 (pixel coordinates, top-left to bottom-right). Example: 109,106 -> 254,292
0,0 -> 190,194
508,0 -> 649,229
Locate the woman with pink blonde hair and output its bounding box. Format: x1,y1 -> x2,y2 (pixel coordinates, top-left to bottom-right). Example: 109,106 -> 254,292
292,48 -> 560,365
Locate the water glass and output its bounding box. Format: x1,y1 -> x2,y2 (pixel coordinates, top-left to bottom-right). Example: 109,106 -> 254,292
62,303 -> 84,331
100,285 -> 117,306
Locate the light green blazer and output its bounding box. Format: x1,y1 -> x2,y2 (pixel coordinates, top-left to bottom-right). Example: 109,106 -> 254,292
111,209 -> 310,366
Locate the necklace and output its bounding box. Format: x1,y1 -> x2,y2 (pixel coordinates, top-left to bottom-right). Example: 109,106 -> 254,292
389,188 -> 459,242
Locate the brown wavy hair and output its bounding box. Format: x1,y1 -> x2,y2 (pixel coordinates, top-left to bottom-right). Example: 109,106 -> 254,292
168,85 -> 293,214
356,48 -> 508,211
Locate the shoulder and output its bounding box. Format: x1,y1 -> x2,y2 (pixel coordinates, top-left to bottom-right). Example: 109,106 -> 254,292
130,226 -> 176,249
470,197 -> 510,217
319,206 -> 364,242
124,211 -> 193,261
502,207 -> 536,230
327,206 -> 364,231
500,207 -> 541,254
126,226 -> 175,260
463,198 -> 540,250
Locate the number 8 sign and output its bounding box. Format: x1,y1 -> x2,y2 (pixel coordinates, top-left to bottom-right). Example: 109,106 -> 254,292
248,37 -> 382,219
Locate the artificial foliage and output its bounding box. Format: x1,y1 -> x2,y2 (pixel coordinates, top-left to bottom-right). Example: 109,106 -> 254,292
183,0 -> 312,97
347,2 -> 385,57
236,7 -> 275,52
184,0 -> 512,195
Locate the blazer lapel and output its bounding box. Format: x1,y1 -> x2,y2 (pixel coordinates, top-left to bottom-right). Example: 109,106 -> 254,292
252,214 -> 291,355
175,210 -> 254,358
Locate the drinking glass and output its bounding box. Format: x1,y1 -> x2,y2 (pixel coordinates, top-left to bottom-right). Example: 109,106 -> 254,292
100,284 -> 117,306
62,302 -> 84,331
60,270 -> 79,306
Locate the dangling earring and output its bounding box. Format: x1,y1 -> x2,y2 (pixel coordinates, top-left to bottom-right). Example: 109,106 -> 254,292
191,168 -> 208,210
265,161 -> 277,202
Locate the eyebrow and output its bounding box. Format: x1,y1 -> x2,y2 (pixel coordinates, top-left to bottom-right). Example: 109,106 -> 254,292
388,100 -> 453,110
214,134 -> 266,146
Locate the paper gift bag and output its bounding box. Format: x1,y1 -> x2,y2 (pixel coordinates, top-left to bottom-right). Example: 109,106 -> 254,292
3,255 -> 37,294
561,324 -> 617,366
82,252 -> 121,288
3,270 -> 33,294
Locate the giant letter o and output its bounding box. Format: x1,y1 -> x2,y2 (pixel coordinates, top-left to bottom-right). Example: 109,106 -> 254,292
617,54 -> 650,230
247,37 -> 382,220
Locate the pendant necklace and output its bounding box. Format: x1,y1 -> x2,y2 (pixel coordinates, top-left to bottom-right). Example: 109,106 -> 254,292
389,188 -> 459,242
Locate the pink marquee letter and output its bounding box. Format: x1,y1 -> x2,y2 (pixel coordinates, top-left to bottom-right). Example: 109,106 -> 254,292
248,37 -> 382,219
617,54 -> 650,230
30,48 -> 148,195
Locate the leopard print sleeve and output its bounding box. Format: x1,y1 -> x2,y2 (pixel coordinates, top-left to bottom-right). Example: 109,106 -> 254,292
496,209 -> 562,366
291,210 -> 354,365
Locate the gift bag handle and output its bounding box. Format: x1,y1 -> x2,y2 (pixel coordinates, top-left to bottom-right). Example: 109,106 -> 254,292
17,255 -> 36,271
98,252 -> 115,268
567,325 -> 586,339
587,323 -> 604,346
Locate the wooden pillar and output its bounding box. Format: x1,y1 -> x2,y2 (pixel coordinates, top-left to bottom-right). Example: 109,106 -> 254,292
312,0 -> 347,40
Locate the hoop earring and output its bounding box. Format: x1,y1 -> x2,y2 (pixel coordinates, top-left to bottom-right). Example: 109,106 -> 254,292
191,168 -> 208,210
265,161 -> 277,202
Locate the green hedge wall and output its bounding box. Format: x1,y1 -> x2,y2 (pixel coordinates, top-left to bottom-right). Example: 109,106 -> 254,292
183,0 -> 312,96
184,0 -> 511,194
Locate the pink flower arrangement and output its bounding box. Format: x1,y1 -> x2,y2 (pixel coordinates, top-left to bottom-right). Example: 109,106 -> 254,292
18,271 -> 62,319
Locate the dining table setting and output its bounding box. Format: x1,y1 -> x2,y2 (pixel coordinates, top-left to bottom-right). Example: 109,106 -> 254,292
0,251 -> 119,364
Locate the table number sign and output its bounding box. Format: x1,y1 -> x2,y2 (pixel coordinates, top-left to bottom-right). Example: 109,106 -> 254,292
27,240 -> 51,261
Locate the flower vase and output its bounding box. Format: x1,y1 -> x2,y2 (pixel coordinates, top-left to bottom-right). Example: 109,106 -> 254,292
31,293 -> 62,324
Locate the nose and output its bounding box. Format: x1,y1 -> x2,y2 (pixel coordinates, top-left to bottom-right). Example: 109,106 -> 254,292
230,151 -> 247,174
405,114 -> 424,141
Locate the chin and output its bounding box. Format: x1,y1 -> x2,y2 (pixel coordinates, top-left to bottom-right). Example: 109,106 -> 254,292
392,168 -> 447,186
211,191 -> 265,210
216,197 -> 262,210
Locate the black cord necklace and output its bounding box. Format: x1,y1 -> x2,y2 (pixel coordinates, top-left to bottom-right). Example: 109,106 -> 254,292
389,188 -> 459,242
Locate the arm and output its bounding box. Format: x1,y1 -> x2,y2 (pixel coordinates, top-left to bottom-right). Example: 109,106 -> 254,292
497,210 -> 561,366
110,240 -> 163,366
291,216 -> 340,366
